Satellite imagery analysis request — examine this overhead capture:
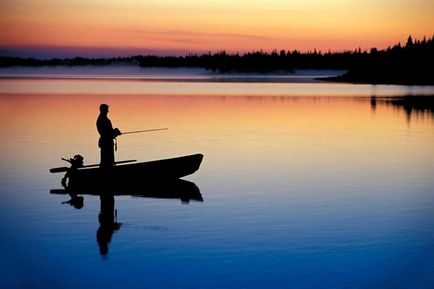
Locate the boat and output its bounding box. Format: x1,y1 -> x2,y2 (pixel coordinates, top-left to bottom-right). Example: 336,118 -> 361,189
50,153 -> 204,191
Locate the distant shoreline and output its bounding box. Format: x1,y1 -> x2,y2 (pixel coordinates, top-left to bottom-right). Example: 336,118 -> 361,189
1,35 -> 432,86
320,74 -> 434,86
319,76 -> 434,86
0,66 -> 345,83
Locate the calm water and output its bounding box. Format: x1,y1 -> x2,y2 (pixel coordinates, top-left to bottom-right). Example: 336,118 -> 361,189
1,74 -> 434,289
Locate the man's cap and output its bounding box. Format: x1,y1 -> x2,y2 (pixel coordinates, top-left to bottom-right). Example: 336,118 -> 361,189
100,103 -> 109,111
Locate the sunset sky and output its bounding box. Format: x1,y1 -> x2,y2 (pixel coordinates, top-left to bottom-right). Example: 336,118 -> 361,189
1,0 -> 433,58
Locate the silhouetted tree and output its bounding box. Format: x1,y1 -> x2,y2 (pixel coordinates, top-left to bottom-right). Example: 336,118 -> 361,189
1,36 -> 433,83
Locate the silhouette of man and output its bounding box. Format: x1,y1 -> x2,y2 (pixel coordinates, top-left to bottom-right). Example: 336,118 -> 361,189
97,104 -> 121,168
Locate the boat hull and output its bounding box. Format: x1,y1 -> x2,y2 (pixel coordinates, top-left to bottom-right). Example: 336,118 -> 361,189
67,154 -> 203,190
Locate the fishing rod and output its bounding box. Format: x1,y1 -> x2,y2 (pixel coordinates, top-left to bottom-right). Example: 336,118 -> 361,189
121,128 -> 168,135
114,128 -> 168,151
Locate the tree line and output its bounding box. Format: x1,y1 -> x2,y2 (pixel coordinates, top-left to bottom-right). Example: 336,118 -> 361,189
331,35 -> 434,84
0,35 -> 433,83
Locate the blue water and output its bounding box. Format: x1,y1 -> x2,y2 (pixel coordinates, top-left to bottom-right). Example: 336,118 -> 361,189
0,75 -> 434,289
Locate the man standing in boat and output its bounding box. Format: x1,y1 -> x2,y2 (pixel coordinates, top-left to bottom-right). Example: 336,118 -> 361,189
97,104 -> 122,168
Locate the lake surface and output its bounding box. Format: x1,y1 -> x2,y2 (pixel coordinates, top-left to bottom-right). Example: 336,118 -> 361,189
1,71 -> 434,289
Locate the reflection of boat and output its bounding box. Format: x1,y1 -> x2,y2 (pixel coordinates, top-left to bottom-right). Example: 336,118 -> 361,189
51,179 -> 203,203
52,179 -> 202,257
51,153 -> 203,190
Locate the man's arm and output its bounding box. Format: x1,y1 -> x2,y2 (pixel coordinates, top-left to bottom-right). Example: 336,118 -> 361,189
113,128 -> 122,137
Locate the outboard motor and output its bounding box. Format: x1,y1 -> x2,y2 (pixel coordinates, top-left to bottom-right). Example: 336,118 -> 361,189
61,154 -> 84,188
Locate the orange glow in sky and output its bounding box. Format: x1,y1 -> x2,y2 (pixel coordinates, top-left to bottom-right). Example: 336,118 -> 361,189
1,0 -> 433,57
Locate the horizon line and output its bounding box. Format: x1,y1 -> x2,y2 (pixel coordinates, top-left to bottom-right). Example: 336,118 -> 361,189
1,35 -> 431,60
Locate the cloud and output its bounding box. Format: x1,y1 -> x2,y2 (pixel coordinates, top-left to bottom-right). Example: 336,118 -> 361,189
105,28 -> 275,43
0,45 -> 192,58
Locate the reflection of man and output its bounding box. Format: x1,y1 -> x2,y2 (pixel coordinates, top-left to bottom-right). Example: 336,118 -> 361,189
97,193 -> 120,256
96,104 -> 121,168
